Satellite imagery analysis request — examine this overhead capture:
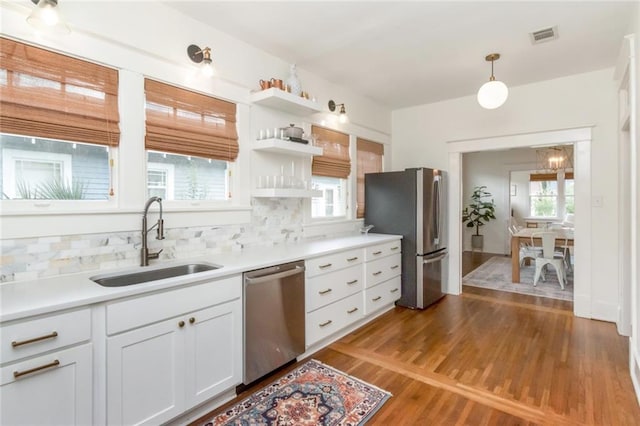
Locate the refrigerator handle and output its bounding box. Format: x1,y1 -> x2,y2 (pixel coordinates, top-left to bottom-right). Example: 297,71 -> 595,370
423,251 -> 448,264
433,175 -> 441,245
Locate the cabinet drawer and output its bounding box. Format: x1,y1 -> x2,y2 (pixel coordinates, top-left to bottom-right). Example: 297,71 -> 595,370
365,253 -> 402,288
306,248 -> 363,278
1,308 -> 91,364
365,240 -> 402,261
306,265 -> 364,312
106,275 -> 241,335
306,292 -> 364,347
364,276 -> 401,315
1,343 -> 93,426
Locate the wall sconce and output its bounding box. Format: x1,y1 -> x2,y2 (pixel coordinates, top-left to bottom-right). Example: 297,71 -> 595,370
328,100 -> 348,123
477,53 -> 508,109
187,44 -> 214,77
27,0 -> 70,34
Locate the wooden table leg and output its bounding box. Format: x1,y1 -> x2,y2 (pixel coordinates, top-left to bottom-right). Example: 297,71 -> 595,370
511,235 -> 520,283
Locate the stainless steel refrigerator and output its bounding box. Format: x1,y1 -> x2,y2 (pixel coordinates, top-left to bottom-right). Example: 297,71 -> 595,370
365,168 -> 447,309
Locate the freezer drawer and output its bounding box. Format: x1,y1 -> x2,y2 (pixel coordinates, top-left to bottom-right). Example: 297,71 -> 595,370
417,250 -> 447,309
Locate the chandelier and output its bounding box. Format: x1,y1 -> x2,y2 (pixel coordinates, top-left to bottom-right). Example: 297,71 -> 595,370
536,146 -> 573,172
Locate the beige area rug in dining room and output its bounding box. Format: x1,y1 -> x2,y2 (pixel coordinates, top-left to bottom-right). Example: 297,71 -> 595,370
462,256 -> 573,301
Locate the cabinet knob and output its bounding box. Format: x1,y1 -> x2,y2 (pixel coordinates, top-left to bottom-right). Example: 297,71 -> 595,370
178,320 -> 185,328
189,317 -> 196,324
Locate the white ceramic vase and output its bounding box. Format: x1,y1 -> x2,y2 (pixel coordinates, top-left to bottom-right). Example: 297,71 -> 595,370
287,64 -> 302,96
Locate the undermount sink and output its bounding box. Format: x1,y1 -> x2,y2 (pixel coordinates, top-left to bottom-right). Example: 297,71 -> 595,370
91,263 -> 222,287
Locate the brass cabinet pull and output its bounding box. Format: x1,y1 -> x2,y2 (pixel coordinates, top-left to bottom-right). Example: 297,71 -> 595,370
372,296 -> 382,301
390,288 -> 399,293
346,279 -> 358,285
12,331 -> 58,348
189,317 -> 196,324
391,246 -> 400,251
319,320 -> 333,327
347,307 -> 359,314
372,251 -> 382,255
13,359 -> 60,379
319,263 -> 332,269
178,320 -> 185,328
373,271 -> 383,276
391,265 -> 399,270
319,288 -> 332,295
347,257 -> 359,262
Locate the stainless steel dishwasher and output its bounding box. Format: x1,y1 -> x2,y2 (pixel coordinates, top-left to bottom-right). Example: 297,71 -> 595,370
243,260 -> 305,384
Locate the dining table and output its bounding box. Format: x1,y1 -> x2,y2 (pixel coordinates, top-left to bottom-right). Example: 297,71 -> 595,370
510,227 -> 574,283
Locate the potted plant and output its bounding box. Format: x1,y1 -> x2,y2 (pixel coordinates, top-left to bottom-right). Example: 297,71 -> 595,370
462,185 -> 497,251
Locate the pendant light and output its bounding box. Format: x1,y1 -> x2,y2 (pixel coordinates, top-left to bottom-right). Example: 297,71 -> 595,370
27,0 -> 70,34
477,53 -> 508,109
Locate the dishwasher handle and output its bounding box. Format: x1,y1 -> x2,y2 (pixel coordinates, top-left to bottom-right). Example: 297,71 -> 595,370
245,265 -> 305,285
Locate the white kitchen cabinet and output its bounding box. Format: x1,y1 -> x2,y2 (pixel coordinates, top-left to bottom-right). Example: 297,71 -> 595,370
304,239 -> 401,347
364,276 -> 401,315
0,308 -> 92,426
365,253 -> 402,288
106,276 -> 242,426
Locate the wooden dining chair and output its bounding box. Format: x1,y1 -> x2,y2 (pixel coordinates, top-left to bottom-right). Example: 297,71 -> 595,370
532,232 -> 566,289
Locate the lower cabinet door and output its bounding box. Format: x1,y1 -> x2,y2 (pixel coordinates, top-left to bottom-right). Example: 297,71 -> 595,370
0,343 -> 92,426
107,318 -> 186,426
186,299 -> 242,407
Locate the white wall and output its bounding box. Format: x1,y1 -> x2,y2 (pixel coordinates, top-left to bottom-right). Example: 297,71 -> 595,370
0,2 -> 392,240
392,69 -> 619,322
461,148 -> 538,254
510,170 -> 530,224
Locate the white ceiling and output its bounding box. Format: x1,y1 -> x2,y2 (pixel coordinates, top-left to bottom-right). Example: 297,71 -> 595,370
165,1 -> 635,109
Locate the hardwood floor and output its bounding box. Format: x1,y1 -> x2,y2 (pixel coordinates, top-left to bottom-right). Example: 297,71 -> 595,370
193,254 -> 640,425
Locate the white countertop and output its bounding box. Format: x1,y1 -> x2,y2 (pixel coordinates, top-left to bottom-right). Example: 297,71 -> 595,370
0,233 -> 401,323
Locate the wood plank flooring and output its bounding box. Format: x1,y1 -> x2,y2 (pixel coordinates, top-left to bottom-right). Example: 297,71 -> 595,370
193,253 -> 640,425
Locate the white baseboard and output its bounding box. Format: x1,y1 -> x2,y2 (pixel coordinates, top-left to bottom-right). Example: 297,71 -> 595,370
617,306 -> 631,336
573,293 -> 592,318
631,343 -> 640,406
591,300 -> 618,323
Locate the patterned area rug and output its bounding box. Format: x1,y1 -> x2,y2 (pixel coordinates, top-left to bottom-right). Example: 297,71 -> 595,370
205,359 -> 391,426
463,256 -> 574,301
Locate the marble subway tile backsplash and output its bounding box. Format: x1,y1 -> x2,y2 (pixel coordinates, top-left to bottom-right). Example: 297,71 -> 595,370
0,198 -> 360,283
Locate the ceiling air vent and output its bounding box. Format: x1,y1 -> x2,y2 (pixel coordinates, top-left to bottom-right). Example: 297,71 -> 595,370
529,26 -> 558,45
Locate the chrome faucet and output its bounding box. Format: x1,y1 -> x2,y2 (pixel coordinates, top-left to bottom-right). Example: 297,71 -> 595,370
361,224 -> 374,234
141,196 -> 165,266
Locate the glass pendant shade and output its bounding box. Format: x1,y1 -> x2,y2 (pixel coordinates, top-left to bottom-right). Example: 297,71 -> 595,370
477,80 -> 509,109
27,0 -> 70,34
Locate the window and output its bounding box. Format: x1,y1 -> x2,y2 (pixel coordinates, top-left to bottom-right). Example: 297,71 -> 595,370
144,79 -> 237,202
356,138 -> 384,218
311,176 -> 347,218
565,175 -> 575,214
529,172 -> 573,218
147,152 -> 227,200
310,126 -> 350,219
1,135 -> 111,200
0,38 -> 119,203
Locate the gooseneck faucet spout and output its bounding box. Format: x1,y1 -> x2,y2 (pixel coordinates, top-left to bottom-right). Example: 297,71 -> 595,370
141,196 -> 165,266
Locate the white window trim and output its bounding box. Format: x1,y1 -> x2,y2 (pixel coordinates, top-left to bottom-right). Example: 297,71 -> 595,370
2,148 -> 72,199
147,162 -> 175,199
527,171 -> 573,220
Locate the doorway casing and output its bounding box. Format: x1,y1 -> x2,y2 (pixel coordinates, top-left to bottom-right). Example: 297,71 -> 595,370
446,127 -> 592,318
